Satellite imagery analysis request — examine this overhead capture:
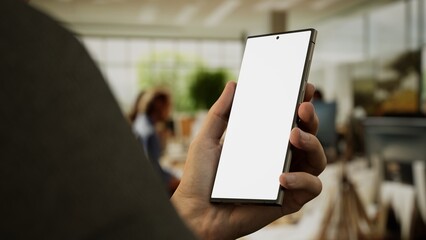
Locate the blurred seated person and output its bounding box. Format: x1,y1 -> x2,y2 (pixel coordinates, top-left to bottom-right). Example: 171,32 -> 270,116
313,89 -> 323,102
311,89 -> 338,162
129,89 -> 179,194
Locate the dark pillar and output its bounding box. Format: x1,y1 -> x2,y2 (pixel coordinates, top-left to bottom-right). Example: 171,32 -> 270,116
270,11 -> 288,33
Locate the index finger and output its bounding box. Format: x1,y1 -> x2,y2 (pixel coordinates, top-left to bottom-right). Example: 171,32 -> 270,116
298,102 -> 319,135
303,83 -> 315,102
290,128 -> 327,176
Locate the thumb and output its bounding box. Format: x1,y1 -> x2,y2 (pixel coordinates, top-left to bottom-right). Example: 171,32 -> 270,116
198,81 -> 236,141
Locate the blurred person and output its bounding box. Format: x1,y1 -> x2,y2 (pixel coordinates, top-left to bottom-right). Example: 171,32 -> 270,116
311,88 -> 339,162
312,89 -> 324,102
128,90 -> 145,123
130,88 -> 180,195
1,0 -> 326,239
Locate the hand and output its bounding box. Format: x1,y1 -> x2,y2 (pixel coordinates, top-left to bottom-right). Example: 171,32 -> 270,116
171,82 -> 326,240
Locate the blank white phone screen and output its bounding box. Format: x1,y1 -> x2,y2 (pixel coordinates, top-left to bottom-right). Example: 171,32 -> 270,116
211,30 -> 313,202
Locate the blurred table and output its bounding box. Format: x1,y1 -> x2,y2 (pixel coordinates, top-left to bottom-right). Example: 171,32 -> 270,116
160,140 -> 188,178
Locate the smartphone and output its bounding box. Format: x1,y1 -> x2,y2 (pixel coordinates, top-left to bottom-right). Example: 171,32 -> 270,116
210,29 -> 317,205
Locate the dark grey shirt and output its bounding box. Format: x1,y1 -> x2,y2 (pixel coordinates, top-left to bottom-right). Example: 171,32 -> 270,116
0,0 -> 195,239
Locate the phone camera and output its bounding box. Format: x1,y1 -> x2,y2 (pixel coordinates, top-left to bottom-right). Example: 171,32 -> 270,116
276,36 -> 279,40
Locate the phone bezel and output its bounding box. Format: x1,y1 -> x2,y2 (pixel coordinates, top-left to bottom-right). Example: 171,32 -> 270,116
210,28 -> 317,206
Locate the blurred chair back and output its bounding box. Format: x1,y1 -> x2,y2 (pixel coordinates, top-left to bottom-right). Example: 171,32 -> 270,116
313,101 -> 337,161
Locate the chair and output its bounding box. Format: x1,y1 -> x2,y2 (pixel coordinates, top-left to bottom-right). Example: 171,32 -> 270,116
313,101 -> 337,162
364,117 -> 426,239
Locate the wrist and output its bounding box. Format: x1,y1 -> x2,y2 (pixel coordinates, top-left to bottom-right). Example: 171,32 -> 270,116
171,192 -> 205,239
171,191 -> 227,240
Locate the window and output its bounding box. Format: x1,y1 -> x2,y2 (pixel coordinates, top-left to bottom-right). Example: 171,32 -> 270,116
80,36 -> 243,112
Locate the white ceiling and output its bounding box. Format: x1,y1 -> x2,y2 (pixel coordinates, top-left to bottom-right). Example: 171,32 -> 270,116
30,0 -> 390,39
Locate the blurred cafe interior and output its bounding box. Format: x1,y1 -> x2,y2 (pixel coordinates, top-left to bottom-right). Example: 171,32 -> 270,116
31,0 -> 426,239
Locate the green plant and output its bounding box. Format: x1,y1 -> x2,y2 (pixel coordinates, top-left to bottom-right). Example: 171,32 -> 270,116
137,52 -> 232,112
189,68 -> 227,110
137,51 -> 203,112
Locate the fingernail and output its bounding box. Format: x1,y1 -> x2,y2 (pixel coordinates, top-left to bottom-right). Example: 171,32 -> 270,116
285,174 -> 296,185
